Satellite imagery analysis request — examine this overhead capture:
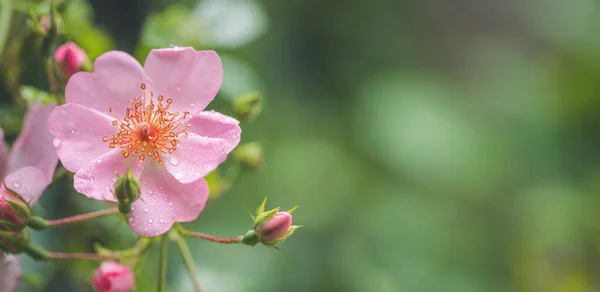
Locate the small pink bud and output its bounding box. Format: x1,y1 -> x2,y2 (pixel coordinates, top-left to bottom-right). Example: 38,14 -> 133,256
257,212 -> 292,242
92,262 -> 135,292
54,42 -> 87,78
0,197 -> 24,227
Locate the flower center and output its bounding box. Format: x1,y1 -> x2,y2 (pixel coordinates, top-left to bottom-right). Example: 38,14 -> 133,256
103,83 -> 190,165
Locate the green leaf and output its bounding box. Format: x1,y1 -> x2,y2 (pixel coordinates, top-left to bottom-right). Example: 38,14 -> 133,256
20,85 -> 55,106
256,197 -> 267,215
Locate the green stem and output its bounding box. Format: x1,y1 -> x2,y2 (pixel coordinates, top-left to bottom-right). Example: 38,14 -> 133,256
0,0 -> 12,58
176,225 -> 242,244
46,207 -> 119,227
170,229 -> 202,292
45,57 -> 61,102
158,235 -> 168,292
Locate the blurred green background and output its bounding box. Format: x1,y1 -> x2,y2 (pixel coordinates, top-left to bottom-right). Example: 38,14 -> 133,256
2,0 -> 600,291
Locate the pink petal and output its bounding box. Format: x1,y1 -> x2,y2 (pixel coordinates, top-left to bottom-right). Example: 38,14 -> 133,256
128,165 -> 208,237
4,167 -> 50,206
0,129 -> 8,179
187,111 -> 241,153
73,150 -> 143,202
48,104 -> 117,173
65,51 -> 148,116
162,133 -> 229,184
143,47 -> 222,115
7,103 -> 58,181
0,253 -> 20,292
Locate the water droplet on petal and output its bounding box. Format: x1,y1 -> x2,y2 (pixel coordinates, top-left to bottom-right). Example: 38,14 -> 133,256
168,202 -> 174,206
190,103 -> 195,108
174,172 -> 183,180
169,157 -> 180,166
53,139 -> 61,147
148,219 -> 153,223
175,86 -> 182,92
160,219 -> 165,224
11,181 -> 21,189
144,208 -> 148,213
148,190 -> 153,195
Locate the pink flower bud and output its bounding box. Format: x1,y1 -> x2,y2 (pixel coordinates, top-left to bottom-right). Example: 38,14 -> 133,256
0,197 -> 24,227
54,42 -> 87,78
92,262 -> 135,292
257,212 -> 292,242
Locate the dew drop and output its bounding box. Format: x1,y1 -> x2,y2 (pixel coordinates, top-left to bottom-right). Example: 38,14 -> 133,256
175,86 -> 182,91
160,219 -> 165,224
148,219 -> 153,223
11,181 -> 21,189
168,202 -> 174,206
148,190 -> 153,195
96,159 -> 102,164
174,172 -> 183,180
144,208 -> 148,213
190,102 -> 196,108
169,157 -> 180,166
53,139 -> 61,147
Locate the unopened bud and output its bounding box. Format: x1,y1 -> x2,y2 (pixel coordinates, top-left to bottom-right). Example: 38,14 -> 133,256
0,229 -> 29,254
0,188 -> 31,231
250,197 -> 299,248
92,262 -> 135,292
54,42 -> 88,78
114,169 -> 140,215
257,212 -> 292,242
234,142 -> 264,171
233,92 -> 262,122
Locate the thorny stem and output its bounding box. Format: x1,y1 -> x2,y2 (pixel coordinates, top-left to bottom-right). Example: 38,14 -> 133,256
176,224 -> 243,244
170,229 -> 202,292
47,207 -> 119,226
158,235 -> 168,292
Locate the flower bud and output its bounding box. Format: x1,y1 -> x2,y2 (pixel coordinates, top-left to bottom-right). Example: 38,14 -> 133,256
0,229 -> 29,254
233,92 -> 262,122
113,169 -> 140,215
54,42 -> 87,78
257,212 -> 292,242
0,188 -> 31,232
246,197 -> 300,248
233,142 -> 264,171
92,262 -> 135,292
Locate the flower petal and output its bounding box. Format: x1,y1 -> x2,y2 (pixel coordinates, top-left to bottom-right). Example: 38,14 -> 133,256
73,150 -> 143,202
48,104 -> 117,173
0,129 -> 8,179
4,167 -> 50,206
187,110 -> 241,153
7,103 -> 58,181
128,165 -> 208,237
65,51 -> 148,116
143,47 -> 223,115
0,253 -> 20,292
163,133 -> 230,184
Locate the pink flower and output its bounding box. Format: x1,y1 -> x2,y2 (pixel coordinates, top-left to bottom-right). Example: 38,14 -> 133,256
0,103 -> 58,291
48,47 -> 241,236
92,262 -> 135,292
0,253 -> 20,292
257,212 -> 292,242
54,42 -> 87,78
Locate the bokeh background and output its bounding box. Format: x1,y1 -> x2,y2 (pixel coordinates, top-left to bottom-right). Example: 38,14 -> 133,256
2,0 -> 600,291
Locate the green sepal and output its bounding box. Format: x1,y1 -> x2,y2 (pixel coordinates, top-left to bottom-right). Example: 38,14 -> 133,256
114,168 -> 141,214
256,197 -> 267,215
253,207 -> 279,229
287,205 -> 299,214
263,225 -> 301,248
0,219 -> 24,232
0,229 -> 30,254
241,230 -> 259,246
27,216 -> 49,230
3,197 -> 31,220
